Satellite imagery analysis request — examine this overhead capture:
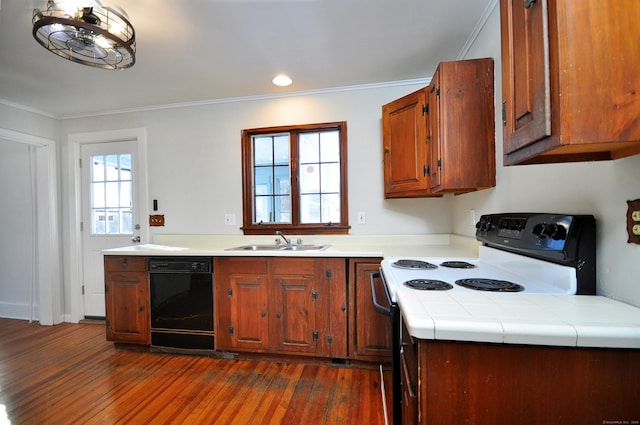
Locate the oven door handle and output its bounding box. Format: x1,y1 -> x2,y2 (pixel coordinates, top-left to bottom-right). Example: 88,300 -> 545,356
370,271 -> 392,316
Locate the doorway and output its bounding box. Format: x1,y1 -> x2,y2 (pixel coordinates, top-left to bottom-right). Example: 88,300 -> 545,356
68,128 -> 148,322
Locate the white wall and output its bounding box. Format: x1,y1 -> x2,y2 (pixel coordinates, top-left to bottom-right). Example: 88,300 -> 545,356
452,5 -> 640,306
0,140 -> 34,319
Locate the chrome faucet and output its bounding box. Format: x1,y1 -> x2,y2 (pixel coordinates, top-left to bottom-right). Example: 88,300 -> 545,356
275,231 -> 291,246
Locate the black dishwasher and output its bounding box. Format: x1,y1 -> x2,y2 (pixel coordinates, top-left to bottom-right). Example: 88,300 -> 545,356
147,257 -> 214,353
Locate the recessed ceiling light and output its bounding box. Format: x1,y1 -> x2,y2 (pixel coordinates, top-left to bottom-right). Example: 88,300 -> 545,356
272,74 -> 292,87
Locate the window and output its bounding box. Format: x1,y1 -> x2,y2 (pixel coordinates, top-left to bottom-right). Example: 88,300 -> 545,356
241,122 -> 349,235
90,153 -> 133,235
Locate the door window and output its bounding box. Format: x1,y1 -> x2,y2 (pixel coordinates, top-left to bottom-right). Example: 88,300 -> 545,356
89,153 -> 133,235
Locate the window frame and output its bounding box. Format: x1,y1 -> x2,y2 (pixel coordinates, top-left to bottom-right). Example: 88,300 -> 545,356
241,121 -> 350,235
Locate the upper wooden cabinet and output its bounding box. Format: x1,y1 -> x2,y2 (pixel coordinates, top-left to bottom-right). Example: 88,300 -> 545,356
382,88 -> 436,198
428,59 -> 496,193
501,0 -> 640,165
382,58 -> 495,198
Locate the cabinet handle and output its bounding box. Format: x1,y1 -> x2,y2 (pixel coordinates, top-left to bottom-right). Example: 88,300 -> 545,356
383,147 -> 390,153
275,312 -> 281,318
263,311 -> 268,318
120,258 -> 128,269
524,0 -> 536,8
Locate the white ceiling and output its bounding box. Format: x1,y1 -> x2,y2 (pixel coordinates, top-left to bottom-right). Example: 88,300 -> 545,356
0,0 -> 495,118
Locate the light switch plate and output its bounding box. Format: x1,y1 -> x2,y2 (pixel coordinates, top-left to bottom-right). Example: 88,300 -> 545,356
626,199 -> 640,244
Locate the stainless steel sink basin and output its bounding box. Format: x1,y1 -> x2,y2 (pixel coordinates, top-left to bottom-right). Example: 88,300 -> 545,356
226,244 -> 330,251
279,244 -> 330,251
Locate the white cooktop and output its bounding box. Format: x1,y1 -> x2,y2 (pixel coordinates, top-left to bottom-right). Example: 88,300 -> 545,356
381,246 -> 577,302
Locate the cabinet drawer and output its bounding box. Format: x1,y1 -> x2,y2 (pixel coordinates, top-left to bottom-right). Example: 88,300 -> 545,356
270,257 -> 315,275
104,256 -> 146,272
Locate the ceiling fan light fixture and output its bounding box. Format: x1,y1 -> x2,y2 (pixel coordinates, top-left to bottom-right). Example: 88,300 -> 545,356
32,0 -> 136,70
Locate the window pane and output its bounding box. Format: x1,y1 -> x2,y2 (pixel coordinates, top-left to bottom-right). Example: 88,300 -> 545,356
120,181 -> 132,207
254,137 -> 273,166
92,209 -> 106,234
107,209 -> 119,234
322,194 -> 341,223
275,194 -> 290,223
92,156 -> 105,182
274,166 -> 290,195
255,195 -> 273,223
105,155 -> 119,180
273,135 -> 290,165
320,131 -> 340,162
321,163 -> 341,192
300,163 -> 320,193
92,182 -> 105,208
254,166 -> 273,195
119,154 -> 132,180
121,209 -> 133,233
105,182 -> 119,207
300,194 -> 320,223
299,133 -> 319,163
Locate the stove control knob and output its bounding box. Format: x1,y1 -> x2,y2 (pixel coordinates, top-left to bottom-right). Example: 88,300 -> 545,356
475,219 -> 492,232
536,223 -> 567,240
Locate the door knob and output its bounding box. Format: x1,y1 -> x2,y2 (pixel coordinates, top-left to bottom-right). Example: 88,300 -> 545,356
131,236 -> 141,243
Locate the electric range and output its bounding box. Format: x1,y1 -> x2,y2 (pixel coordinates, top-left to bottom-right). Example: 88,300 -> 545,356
375,213 -> 596,425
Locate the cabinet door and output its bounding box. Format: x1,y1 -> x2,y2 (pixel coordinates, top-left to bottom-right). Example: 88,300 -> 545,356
105,271 -> 149,344
215,257 -> 269,352
501,0 -> 551,154
228,273 -> 269,351
382,88 -> 436,198
350,260 -> 392,362
270,258 -> 318,355
428,59 -> 495,193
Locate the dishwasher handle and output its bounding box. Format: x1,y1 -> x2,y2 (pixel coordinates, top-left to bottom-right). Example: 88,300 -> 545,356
370,271 -> 392,316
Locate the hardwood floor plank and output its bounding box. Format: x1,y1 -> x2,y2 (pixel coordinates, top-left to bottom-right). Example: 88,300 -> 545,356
0,319 -> 386,424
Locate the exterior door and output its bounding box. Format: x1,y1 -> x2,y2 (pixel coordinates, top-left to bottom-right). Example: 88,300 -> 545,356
81,141 -> 142,317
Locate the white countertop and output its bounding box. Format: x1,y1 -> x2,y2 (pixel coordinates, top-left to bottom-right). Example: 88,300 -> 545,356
102,234 -> 481,258
397,289 -> 640,349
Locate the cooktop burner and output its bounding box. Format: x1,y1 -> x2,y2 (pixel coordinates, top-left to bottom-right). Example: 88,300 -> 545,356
392,259 -> 438,270
440,261 -> 476,269
404,279 -> 453,291
455,278 -> 524,292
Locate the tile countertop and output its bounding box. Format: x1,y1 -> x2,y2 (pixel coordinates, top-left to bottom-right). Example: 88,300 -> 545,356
102,234 -> 481,258
397,289 -> 640,349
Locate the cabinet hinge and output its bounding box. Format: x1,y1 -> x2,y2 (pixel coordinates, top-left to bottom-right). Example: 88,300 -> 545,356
327,335 -> 333,345
229,326 -> 234,336
227,288 -> 233,297
422,104 -> 428,115
502,100 -> 507,125
81,285 -> 84,295
105,319 -> 110,328
312,290 -> 318,301
325,269 -> 332,279
313,330 -> 319,340
435,87 -> 440,96
437,159 -> 442,168
80,221 -> 83,232
78,158 -> 82,168
424,165 -> 429,176
104,284 -> 108,294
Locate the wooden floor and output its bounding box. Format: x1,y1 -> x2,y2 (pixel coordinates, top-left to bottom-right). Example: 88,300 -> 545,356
0,318 -> 388,425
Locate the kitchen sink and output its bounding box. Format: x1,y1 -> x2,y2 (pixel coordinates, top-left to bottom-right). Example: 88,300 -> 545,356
226,244 -> 330,251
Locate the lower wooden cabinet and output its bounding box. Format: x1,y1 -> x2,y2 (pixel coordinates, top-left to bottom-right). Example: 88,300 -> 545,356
348,259 -> 392,362
104,256 -> 149,344
215,257 -> 347,358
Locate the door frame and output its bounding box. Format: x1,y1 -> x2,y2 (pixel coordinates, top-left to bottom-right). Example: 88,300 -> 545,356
0,128 -> 62,325
67,128 -> 149,323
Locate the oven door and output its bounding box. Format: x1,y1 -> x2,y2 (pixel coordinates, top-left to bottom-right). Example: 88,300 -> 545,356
371,271 -> 402,425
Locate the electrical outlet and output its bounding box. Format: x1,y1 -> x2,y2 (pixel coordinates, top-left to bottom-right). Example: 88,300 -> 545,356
149,215 -> 165,226
627,199 -> 640,244
357,211 -> 366,225
225,214 -> 236,226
